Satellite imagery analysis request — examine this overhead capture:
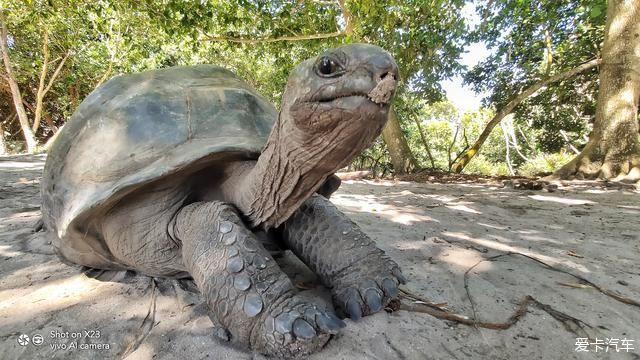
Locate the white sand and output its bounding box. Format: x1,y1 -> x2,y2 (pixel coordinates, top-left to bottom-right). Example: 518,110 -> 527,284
1,155 -> 638,359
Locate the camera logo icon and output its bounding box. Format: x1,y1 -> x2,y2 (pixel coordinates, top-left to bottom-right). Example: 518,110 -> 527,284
32,334 -> 44,346
17,334 -> 30,346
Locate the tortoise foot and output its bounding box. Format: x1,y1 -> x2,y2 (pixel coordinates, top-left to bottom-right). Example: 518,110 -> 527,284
174,201 -> 344,357
332,258 -> 406,320
253,296 -> 345,358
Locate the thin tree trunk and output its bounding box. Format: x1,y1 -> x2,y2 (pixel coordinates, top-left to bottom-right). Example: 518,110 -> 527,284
502,122 -> 514,175
553,0 -> 640,181
0,121 -> 7,155
69,84 -> 80,110
43,123 -> 64,151
32,50 -> 71,133
451,58 -> 602,173
381,108 -> 418,174
560,130 -> 581,154
33,32 -> 49,133
0,12 -> 37,153
44,114 -> 58,133
503,114 -> 530,161
447,125 -> 460,171
412,113 -> 436,169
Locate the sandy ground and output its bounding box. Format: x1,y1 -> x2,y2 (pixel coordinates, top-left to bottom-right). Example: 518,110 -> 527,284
0,154 -> 639,360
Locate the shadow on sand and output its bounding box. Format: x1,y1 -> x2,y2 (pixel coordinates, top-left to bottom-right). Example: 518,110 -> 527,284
1,155 -> 639,359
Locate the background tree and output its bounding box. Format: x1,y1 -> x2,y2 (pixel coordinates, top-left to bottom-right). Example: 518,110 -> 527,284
2,0 -> 467,176
0,10 -> 37,152
0,1 -> 119,151
554,0 -> 640,180
5,0 -> 635,182
452,58 -> 601,172
347,0 -> 467,173
455,0 -> 607,172
382,109 -> 418,174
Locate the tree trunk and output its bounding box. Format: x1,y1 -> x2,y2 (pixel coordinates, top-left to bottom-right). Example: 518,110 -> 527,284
412,113 -> 436,169
32,32 -> 49,134
0,121 -> 7,155
33,48 -> 70,133
451,58 -> 602,173
0,12 -> 37,153
381,108 -> 418,174
553,0 -> 640,181
43,123 -> 64,151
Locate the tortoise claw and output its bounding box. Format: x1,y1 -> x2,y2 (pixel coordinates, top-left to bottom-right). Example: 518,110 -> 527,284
364,288 -> 383,313
381,277 -> 399,298
333,266 -> 405,319
346,298 -> 363,320
316,312 -> 346,333
392,268 -> 407,284
293,318 -> 316,339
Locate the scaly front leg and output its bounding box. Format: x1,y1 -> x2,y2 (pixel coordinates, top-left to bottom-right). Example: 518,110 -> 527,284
279,194 -> 406,320
172,201 -> 345,358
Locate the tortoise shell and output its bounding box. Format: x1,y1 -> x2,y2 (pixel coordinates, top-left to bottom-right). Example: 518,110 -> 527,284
41,65 -> 277,265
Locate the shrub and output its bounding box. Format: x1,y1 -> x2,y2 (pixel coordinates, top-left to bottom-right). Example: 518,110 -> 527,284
462,155 -> 511,176
518,152 -> 574,176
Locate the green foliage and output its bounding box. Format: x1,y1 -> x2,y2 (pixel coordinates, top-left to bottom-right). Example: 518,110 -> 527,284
396,99 -> 511,174
1,0 -> 603,179
350,0 -> 468,101
1,0 -> 467,148
463,155 -> 510,176
518,152 -> 574,176
465,0 -> 605,153
349,137 -> 392,177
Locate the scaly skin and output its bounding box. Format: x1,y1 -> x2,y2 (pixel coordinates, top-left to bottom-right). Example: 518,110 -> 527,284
172,201 -> 345,358
44,45 -> 400,359
279,194 -> 406,320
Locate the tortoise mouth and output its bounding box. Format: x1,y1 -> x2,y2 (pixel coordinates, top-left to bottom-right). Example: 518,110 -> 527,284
310,93 -> 393,108
310,76 -> 396,106
316,93 -> 371,104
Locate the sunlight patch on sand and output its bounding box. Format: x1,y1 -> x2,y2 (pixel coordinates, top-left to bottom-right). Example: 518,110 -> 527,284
0,275 -> 105,327
332,193 -> 439,225
436,247 -> 488,270
0,245 -> 22,257
528,195 -> 596,205
441,231 -> 590,273
0,161 -> 46,169
445,203 -> 482,214
477,222 -> 509,231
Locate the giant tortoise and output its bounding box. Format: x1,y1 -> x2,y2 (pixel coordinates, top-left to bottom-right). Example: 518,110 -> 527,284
41,43 -> 405,357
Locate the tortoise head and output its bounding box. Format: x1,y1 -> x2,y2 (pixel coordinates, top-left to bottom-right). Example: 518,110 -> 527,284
242,44 -> 398,228
276,44 -> 399,174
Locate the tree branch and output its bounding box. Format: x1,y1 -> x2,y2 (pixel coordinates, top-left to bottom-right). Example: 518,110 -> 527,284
31,30 -> 49,134
205,0 -> 352,44
43,51 -> 70,96
33,36 -> 70,133
204,30 -> 347,44
411,110 -> 436,169
560,130 -> 581,154
33,31 -> 50,133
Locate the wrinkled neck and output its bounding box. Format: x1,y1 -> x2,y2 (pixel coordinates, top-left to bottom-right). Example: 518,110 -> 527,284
229,114 -> 331,229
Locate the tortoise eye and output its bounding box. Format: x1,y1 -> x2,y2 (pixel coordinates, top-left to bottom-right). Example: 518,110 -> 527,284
316,56 -> 343,77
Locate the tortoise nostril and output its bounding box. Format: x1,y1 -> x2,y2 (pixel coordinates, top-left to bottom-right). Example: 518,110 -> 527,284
375,71 -> 398,85
369,69 -> 398,104
375,68 -> 399,83
380,72 -> 396,81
